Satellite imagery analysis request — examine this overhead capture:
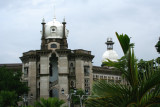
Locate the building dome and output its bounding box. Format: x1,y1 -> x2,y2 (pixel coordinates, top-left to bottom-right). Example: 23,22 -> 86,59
44,18 -> 69,39
102,38 -> 118,62
102,50 -> 118,62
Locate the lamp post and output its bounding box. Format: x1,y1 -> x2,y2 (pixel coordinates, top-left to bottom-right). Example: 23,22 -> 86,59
74,89 -> 89,107
61,88 -> 76,107
61,88 -> 89,107
20,93 -> 33,106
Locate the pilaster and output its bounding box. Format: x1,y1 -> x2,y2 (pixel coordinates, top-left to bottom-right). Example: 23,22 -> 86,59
56,49 -> 70,100
28,56 -> 37,105
38,50 -> 51,99
75,59 -> 84,89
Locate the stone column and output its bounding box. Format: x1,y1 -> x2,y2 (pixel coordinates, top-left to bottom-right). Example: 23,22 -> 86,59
56,49 -> 70,102
75,59 -> 84,90
58,56 -> 69,100
89,61 -> 93,92
40,55 -> 50,99
28,58 -> 37,105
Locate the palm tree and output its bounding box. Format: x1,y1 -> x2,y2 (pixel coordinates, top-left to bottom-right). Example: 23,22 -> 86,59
34,97 -> 64,107
86,32 -> 160,107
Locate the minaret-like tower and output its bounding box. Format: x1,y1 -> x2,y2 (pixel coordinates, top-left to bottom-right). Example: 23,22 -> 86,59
105,38 -> 114,50
102,37 -> 118,63
41,18 -> 46,50
61,18 -> 68,49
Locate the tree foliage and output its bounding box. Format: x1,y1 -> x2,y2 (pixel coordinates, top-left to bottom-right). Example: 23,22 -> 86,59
71,89 -> 86,105
34,97 -> 64,107
0,91 -> 17,107
0,66 -> 29,106
155,38 -> 160,53
86,32 -> 160,107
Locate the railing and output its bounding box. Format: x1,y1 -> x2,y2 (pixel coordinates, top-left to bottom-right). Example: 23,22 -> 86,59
49,80 -> 58,89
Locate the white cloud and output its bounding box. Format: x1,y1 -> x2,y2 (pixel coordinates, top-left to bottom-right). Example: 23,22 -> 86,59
0,0 -> 160,65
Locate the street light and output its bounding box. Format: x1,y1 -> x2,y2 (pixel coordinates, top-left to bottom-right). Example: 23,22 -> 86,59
74,88 -> 77,94
61,88 -> 76,107
74,90 -> 89,107
61,88 -> 89,107
20,93 -> 33,106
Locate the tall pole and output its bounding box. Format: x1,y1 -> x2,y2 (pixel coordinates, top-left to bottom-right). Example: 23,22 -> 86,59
80,97 -> 82,107
68,95 -> 71,107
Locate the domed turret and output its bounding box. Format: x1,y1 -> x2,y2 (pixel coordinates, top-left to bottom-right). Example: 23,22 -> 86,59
40,17 -> 69,50
102,38 -> 118,62
44,18 -> 69,39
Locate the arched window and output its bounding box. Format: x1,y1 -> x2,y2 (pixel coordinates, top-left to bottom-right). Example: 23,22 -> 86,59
52,28 -> 55,32
51,44 -> 57,48
71,81 -> 74,87
70,63 -> 73,67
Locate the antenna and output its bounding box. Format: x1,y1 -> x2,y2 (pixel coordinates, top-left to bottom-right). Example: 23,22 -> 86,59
53,5 -> 56,19
63,16 -> 65,22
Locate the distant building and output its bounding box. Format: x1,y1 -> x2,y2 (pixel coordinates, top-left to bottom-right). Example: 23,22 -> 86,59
0,63 -> 22,71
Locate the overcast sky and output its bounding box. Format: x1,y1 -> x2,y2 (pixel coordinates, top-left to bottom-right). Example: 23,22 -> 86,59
0,0 -> 160,66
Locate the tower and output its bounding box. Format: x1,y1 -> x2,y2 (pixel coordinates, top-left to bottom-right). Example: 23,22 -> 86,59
102,38 -> 118,62
20,17 -> 94,105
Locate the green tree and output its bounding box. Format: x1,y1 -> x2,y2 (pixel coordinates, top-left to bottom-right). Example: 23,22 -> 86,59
155,38 -> 160,53
71,89 -> 86,105
86,32 -> 160,107
0,91 -> 17,107
0,66 -> 29,106
34,97 -> 64,107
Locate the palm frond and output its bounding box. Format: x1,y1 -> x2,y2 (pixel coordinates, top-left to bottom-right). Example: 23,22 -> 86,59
115,32 -> 134,54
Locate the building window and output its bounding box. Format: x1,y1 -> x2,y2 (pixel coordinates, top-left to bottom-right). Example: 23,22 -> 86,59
104,76 -> 107,79
49,54 -> 58,82
70,81 -> 75,88
49,63 -> 52,76
108,76 -> 111,79
24,67 -> 28,77
116,77 -> 118,80
84,78 -> 90,87
51,44 -> 57,48
112,77 -> 114,79
84,66 -> 90,76
52,28 -> 55,32
69,63 -> 75,75
100,76 -> 103,79
37,64 -> 40,76
96,75 -> 98,79
49,90 -> 53,97
85,88 -> 90,94
84,78 -> 90,94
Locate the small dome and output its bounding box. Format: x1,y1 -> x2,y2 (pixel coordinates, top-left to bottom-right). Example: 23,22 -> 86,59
102,49 -> 118,62
44,18 -> 69,39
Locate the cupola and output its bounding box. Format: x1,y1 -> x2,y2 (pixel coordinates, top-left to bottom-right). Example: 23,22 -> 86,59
102,38 -> 118,62
43,18 -> 69,39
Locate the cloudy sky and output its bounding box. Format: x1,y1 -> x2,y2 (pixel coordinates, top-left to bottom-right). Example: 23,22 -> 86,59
0,0 -> 160,66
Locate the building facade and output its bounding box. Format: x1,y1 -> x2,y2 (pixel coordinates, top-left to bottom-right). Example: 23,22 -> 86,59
20,18 -> 94,104
0,16 -> 127,106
